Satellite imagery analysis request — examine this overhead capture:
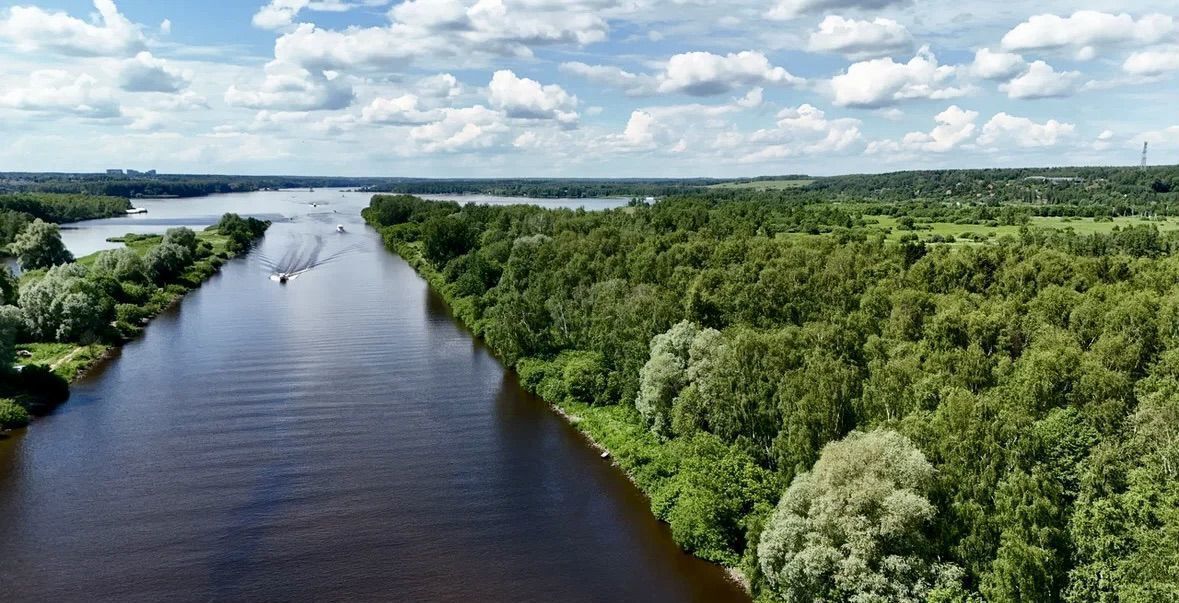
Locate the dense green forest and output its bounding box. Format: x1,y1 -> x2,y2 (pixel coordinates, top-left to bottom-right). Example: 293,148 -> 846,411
365,192 -> 1178,602
0,213 -> 269,429
0,173 -> 392,198
359,178 -> 724,198
0,193 -> 130,252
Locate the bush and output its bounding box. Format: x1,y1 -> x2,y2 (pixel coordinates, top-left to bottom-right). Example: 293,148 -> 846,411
0,398 -> 30,429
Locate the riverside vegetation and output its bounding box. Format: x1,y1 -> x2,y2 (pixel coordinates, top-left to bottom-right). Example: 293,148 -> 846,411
0,212 -> 269,429
364,181 -> 1179,603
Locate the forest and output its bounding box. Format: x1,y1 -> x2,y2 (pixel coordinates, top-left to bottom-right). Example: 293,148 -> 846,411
365,190 -> 1179,603
0,193 -> 130,252
0,213 -> 269,430
0,173 -> 390,199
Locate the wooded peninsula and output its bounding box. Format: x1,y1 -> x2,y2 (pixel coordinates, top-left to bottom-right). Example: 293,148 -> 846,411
0,204 -> 269,429
364,166 -> 1179,603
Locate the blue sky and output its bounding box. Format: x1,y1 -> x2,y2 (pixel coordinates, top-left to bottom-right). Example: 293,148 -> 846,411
1,0 -> 1178,177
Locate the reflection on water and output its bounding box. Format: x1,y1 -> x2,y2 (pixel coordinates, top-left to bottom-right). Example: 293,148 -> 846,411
0,190 -> 747,601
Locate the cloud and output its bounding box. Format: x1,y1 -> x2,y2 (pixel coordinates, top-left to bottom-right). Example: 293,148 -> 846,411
487,70 -> 578,124
119,52 -> 191,93
807,16 -> 912,59
999,60 -> 1079,99
360,94 -> 441,124
1123,47 -> 1179,76
1092,129 -> 1115,150
658,51 -> 803,95
224,61 -> 355,111
0,0 -> 145,57
160,19 -> 172,34
767,0 -> 910,20
409,105 -> 509,153
559,62 -> 659,96
867,105 -> 978,154
562,50 -> 801,97
1001,11 -> 1175,57
252,0 -> 390,30
273,1 -> 607,72
416,73 -> 462,98
831,46 -> 967,108
0,70 -> 121,118
977,112 -> 1075,147
970,48 -> 1025,80
556,61 -> 660,96
618,110 -> 663,148
742,104 -> 862,162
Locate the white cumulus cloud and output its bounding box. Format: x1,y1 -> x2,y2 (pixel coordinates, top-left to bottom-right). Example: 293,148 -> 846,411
119,52 -> 191,93
487,70 -> 578,124
1001,11 -> 1175,57
225,61 -> 355,111
742,103 -> 863,162
831,46 -> 967,108
970,48 -> 1026,80
867,105 -> 978,154
999,60 -> 1079,99
1123,47 -> 1179,76
658,51 -> 803,96
410,105 -> 509,153
0,0 -> 145,57
807,16 -> 912,59
360,94 -> 440,125
0,70 -> 121,118
977,112 -> 1075,147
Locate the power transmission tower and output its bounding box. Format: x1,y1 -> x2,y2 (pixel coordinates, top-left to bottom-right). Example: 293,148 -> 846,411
1141,141 -> 1149,168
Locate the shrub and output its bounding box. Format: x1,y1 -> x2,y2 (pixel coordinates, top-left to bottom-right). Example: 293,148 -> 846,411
0,398 -> 30,429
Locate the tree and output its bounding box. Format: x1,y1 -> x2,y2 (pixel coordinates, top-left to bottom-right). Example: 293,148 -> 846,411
636,321 -> 710,435
0,265 -> 17,305
0,304 -> 22,371
11,218 -> 73,270
19,263 -> 113,342
145,242 -> 192,283
91,248 -> 148,283
758,430 -> 964,603
162,227 -> 198,254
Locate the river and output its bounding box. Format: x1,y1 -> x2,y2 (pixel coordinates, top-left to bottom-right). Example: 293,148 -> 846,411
0,190 -> 749,602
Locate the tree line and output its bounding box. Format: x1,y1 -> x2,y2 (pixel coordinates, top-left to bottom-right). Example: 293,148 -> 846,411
365,192 -> 1178,602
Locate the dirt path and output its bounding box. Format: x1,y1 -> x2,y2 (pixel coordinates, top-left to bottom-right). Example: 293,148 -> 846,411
49,346 -> 84,371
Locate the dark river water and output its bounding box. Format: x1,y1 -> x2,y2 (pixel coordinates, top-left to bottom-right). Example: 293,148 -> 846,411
0,190 -> 748,602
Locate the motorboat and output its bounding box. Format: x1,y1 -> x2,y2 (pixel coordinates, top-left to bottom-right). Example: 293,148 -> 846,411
336,224 -> 345,233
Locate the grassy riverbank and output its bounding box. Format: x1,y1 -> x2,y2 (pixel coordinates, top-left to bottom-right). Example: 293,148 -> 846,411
2,214 -> 269,428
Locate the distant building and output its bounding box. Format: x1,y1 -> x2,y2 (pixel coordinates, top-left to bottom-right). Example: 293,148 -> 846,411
106,169 -> 125,176
125,169 -> 158,177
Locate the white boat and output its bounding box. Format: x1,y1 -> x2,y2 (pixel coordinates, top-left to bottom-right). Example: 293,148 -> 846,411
126,207 -> 148,214
336,224 -> 345,233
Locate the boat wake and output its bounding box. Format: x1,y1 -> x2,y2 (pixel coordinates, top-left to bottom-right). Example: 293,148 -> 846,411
255,234 -> 367,283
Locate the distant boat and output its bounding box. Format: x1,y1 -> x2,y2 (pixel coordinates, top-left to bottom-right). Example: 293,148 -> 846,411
126,207 -> 148,214
337,224 -> 345,233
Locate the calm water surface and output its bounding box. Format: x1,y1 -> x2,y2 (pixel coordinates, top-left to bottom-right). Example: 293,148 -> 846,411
0,190 -> 748,602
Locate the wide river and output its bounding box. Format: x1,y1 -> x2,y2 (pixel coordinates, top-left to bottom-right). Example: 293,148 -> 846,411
0,190 -> 749,601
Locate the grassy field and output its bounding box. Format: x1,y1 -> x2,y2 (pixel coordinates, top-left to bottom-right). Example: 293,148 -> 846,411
16,342 -> 108,380
865,215 -> 1179,243
710,179 -> 815,190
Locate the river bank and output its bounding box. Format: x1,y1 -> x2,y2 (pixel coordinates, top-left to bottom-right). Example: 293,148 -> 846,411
3,216 -> 269,428
374,235 -> 754,594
